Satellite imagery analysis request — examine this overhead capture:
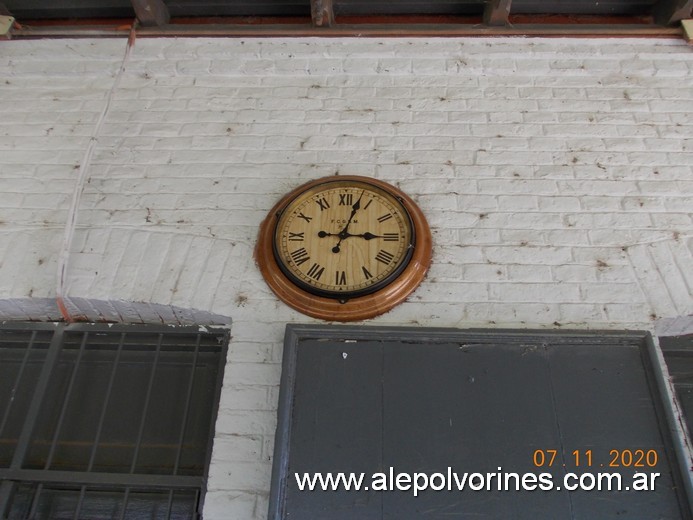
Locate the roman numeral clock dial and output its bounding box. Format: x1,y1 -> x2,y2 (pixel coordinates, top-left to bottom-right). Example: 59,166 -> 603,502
278,187 -> 409,295
256,176 -> 432,321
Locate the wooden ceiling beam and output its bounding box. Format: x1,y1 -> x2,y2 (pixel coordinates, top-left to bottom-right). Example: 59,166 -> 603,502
131,0 -> 170,27
652,0 -> 693,25
683,19 -> 693,41
9,23 -> 683,39
484,0 -> 512,26
311,0 -> 335,27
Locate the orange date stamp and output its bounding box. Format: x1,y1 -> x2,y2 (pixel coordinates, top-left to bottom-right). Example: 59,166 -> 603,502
533,449 -> 658,468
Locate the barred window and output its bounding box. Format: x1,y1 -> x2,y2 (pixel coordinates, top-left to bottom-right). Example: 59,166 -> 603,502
0,323 -> 228,520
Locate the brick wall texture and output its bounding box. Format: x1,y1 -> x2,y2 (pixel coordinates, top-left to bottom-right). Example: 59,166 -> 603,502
0,36 -> 692,518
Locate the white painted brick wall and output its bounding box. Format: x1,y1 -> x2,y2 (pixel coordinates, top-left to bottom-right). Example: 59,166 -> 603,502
0,36 -> 692,519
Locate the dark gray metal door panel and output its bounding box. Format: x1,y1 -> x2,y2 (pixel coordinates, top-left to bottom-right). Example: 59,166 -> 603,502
284,340 -> 384,519
547,344 -> 682,519
547,344 -> 664,445
270,327 -> 691,520
381,341 -> 570,519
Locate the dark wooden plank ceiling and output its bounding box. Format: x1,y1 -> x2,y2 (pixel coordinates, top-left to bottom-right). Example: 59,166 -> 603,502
1,0 -> 691,36
2,0 -> 677,17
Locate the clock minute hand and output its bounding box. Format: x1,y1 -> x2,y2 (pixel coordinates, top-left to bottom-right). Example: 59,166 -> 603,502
330,190 -> 366,253
338,190 -> 365,235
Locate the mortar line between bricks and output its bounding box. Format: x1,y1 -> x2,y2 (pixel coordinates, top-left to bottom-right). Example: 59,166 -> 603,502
626,245 -> 674,318
650,241 -> 693,316
644,244 -> 683,317
669,243 -> 693,297
187,238 -> 218,311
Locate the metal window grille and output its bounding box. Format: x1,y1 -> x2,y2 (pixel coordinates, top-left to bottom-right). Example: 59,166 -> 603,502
0,323 -> 228,520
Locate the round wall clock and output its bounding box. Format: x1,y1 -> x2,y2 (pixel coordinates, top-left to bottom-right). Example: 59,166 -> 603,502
256,175 -> 432,321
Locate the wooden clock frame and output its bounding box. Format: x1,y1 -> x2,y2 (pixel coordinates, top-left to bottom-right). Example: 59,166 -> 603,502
255,175 -> 432,321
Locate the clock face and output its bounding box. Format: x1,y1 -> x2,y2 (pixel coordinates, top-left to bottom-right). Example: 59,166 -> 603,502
273,179 -> 415,299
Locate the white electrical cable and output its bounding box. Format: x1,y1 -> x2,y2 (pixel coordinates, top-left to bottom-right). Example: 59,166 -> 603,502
56,24 -> 137,321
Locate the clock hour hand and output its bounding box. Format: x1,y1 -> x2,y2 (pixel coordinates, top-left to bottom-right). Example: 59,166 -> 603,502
319,231 -> 385,253
319,231 -> 383,240
352,232 -> 381,240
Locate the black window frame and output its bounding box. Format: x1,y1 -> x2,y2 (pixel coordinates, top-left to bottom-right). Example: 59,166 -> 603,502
0,322 -> 229,520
